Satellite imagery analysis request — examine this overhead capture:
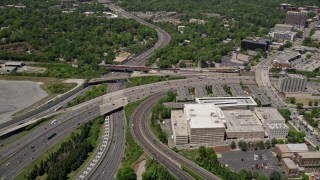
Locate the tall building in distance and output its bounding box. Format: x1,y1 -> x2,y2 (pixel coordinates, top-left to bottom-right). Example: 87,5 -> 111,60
285,11 -> 307,28
241,38 -> 270,52
278,74 -> 307,92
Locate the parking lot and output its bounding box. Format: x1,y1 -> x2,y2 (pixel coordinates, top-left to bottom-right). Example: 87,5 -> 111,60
218,149 -> 283,176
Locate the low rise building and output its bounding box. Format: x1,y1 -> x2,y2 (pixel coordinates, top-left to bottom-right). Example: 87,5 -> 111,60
0,66 -> 17,74
241,38 -> 270,52
265,123 -> 289,138
273,51 -> 301,68
254,107 -> 286,125
294,59 -> 320,72
195,96 -> 257,109
274,24 -> 294,32
271,31 -> 296,41
275,144 -> 309,158
224,110 -> 265,139
285,11 -> 307,28
4,61 -> 24,67
171,110 -> 189,145
281,158 -> 305,177
294,152 -> 320,173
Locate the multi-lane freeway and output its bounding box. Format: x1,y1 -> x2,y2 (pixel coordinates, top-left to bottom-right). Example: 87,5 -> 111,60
0,76 -> 256,179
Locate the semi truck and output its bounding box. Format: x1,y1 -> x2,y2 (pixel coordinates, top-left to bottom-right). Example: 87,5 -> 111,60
47,133 -> 56,140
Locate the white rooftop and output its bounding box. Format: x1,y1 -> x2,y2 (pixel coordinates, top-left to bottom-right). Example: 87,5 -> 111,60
254,107 -> 286,124
287,143 -> 309,152
184,104 -> 225,129
267,123 -> 289,130
171,110 -> 188,136
195,96 -> 257,107
224,110 -> 264,133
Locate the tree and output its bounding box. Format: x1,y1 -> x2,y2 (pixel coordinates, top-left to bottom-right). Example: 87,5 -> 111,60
284,41 -> 292,48
306,54 -> 312,59
314,101 -> 318,106
230,141 -> 236,149
309,100 -> 313,106
214,55 -> 222,63
271,138 -> 277,148
269,170 -> 281,180
278,109 -> 291,122
116,165 -> 136,180
290,97 -> 296,104
265,140 -> 271,149
296,103 -> 304,110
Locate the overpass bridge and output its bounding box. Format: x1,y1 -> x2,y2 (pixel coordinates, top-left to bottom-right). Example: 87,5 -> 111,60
88,75 -> 129,85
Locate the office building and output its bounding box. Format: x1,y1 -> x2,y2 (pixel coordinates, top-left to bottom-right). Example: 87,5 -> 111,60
171,110 -> 189,145
273,51 -> 301,69
195,96 -> 257,109
241,38 -> 270,51
265,123 -> 289,138
184,104 -> 226,145
271,31 -> 296,41
224,110 -> 265,139
281,158 -> 305,177
285,11 -> 307,28
278,74 -> 307,92
254,107 -> 286,125
294,152 -> 320,173
274,24 -> 293,32
275,144 -> 309,158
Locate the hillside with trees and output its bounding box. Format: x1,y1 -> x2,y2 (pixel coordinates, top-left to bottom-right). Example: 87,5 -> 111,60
115,0 -> 320,68
0,0 -> 156,78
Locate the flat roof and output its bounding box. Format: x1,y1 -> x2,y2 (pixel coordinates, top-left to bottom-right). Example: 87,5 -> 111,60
184,104 -> 225,129
224,110 -> 264,133
282,158 -> 298,169
267,123 -> 289,130
0,66 -> 16,71
287,144 -> 309,152
171,110 -> 188,136
294,59 -> 320,72
297,152 -> 320,159
254,107 -> 286,124
195,96 -> 257,107
274,51 -> 300,63
242,38 -> 269,44
4,61 -> 24,66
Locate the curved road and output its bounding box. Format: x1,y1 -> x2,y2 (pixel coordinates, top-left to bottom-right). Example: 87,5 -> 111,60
131,93 -> 220,180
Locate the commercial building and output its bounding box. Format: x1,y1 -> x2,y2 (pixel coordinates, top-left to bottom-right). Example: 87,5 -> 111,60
275,144 -> 309,158
281,158 -> 305,177
277,74 -> 307,92
241,38 -> 270,52
294,152 -> 320,173
285,11 -> 307,28
223,110 -> 265,139
265,123 -> 289,138
171,110 -> 189,145
273,51 -> 301,68
271,31 -> 296,41
184,104 -> 226,145
294,59 -> 320,72
274,24 -> 294,32
254,107 -> 286,125
195,96 -> 257,109
280,3 -> 297,11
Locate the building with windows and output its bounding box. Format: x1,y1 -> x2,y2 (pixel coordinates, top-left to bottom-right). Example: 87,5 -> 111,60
277,74 -> 307,92
184,104 -> 226,145
281,158 -> 305,177
171,110 -> 189,145
285,11 -> 307,28
273,51 -> 301,69
294,152 -> 320,173
254,107 -> 286,125
275,144 -> 309,158
241,38 -> 270,52
265,123 -> 289,138
271,31 -> 296,41
223,110 -> 265,139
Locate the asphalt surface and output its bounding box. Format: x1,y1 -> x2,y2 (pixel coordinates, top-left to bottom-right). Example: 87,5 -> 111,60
0,76 -> 257,179
77,82 -> 127,180
130,93 -> 220,180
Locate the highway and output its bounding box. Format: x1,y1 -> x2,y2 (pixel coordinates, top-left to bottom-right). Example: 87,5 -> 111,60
0,76 -> 256,179
131,93 -> 220,180
76,82 -> 127,180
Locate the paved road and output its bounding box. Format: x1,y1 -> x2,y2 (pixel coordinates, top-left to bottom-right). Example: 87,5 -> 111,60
130,93 -> 220,180
76,82 -> 127,180
0,76 -> 256,179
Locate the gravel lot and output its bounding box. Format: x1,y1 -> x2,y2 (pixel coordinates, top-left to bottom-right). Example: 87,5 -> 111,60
0,80 -> 48,124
